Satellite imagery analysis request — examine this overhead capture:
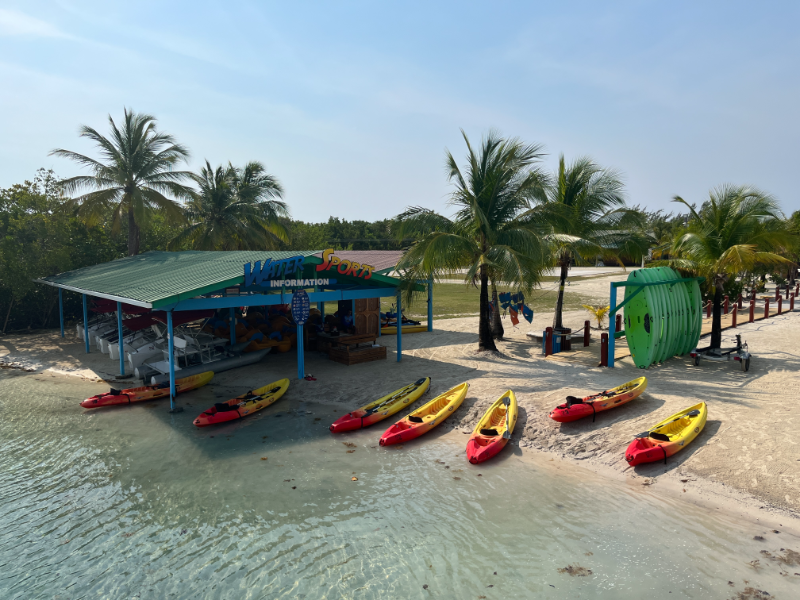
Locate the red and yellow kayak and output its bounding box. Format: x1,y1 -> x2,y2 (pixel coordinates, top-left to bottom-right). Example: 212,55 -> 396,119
625,402 -> 707,466
549,377 -> 647,423
379,383 -> 468,446
80,372 -> 214,408
466,390 -> 517,464
330,377 -> 431,432
193,378 -> 290,427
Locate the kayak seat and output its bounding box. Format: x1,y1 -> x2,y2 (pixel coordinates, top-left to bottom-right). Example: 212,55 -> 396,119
110,388 -> 121,396
566,396 -> 584,406
480,428 -> 499,436
214,403 -> 239,412
408,416 -> 424,423
650,432 -> 670,442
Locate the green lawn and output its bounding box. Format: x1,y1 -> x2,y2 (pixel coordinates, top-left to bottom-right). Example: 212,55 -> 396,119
320,283 -> 591,321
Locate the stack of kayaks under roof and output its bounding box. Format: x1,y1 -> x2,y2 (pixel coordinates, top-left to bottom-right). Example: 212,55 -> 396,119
623,267 -> 702,369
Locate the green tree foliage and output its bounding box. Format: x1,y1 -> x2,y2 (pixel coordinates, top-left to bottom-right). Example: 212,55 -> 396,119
282,217 -> 413,251
168,161 -> 288,250
51,108 -> 194,256
0,170 -> 124,332
394,130 -> 548,351
524,156 -> 648,331
669,186 -> 793,349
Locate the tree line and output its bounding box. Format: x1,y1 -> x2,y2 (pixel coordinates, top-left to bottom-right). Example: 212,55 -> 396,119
1,110 -> 798,352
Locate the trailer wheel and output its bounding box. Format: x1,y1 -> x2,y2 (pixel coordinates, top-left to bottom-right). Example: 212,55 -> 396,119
694,355 -> 700,366
742,357 -> 750,372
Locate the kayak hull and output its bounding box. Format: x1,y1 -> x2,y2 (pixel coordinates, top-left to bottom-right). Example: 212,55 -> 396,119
466,390 -> 517,464
80,372 -> 214,408
549,377 -> 647,423
330,377 -> 431,433
379,382 -> 468,446
193,378 -> 290,427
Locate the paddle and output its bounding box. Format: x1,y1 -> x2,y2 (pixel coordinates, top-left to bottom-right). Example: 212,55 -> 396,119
363,379 -> 427,416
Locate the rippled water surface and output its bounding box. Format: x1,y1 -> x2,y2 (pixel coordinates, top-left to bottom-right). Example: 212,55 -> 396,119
1,370 -> 798,599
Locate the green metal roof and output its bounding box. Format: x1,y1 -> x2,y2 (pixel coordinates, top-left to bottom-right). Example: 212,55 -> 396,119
37,251 -> 320,308
37,250 -> 413,308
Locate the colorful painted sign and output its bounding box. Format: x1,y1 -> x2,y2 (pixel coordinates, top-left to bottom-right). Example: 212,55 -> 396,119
315,248 -> 375,279
244,256 -> 305,287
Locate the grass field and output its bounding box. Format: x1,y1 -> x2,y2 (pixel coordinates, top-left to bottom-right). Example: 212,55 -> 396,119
321,282 -> 592,321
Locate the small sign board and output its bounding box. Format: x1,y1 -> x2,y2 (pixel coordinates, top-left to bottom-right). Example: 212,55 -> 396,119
291,290 -> 311,326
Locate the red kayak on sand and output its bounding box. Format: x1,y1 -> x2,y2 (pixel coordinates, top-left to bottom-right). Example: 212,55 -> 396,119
80,372 -> 214,408
379,383 -> 468,446
330,378 -> 431,432
466,390 -> 517,464
548,377 -> 647,423
193,379 -> 290,427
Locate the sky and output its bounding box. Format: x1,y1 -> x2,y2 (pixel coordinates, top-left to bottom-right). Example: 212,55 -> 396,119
1,0 -> 798,222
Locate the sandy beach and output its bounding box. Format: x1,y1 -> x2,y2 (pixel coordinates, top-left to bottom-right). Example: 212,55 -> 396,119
2,272 -> 799,533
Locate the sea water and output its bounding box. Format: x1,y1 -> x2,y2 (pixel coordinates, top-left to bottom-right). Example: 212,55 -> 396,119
1,370 -> 797,599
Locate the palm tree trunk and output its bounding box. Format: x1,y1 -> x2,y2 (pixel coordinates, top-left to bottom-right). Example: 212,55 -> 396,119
128,206 -> 140,256
491,281 -> 504,340
710,286 -> 723,349
552,257 -> 569,330
478,265 -> 497,351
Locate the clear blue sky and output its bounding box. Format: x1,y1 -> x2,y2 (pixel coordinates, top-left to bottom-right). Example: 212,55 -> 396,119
1,1 -> 798,221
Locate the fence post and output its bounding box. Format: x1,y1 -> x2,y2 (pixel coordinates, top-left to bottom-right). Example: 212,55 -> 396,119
791,293 -> 796,312
731,304 -> 737,328
584,320 -> 590,347
777,295 -> 783,315
724,295 -> 729,315
545,327 -> 553,357
600,333 -> 609,367
749,300 -> 755,323
775,287 -> 780,302
737,294 -> 743,309
764,298 -> 770,319
706,301 -> 712,319
615,313 -> 622,332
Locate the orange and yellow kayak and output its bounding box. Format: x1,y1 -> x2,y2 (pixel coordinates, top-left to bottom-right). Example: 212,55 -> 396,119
193,378 -> 290,427
81,372 -> 214,408
625,402 -> 707,466
379,383 -> 468,446
330,377 -> 431,432
466,390 -> 517,464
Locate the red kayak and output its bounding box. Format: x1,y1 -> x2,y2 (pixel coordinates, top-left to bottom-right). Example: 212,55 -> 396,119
466,391 -> 517,464
80,372 -> 213,408
548,377 -> 647,423
330,378 -> 431,432
379,383 -> 468,446
193,379 -> 290,427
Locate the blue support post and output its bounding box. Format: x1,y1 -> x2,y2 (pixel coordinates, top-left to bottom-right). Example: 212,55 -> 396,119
116,302 -> 125,376
427,276 -> 433,332
58,288 -> 64,338
607,282 -> 617,368
229,307 -> 236,346
167,311 -> 177,411
396,291 -> 402,362
82,294 -> 90,353
297,324 -> 305,379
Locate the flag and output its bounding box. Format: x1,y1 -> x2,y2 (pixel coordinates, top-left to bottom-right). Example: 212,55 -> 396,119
509,306 -> 520,326
499,292 -> 511,309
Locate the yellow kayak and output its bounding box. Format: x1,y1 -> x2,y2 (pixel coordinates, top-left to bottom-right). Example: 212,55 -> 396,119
626,402 -> 707,465
193,378 -> 290,427
329,377 -> 432,432
381,324 -> 428,335
380,383 -> 469,445
466,390 -> 517,463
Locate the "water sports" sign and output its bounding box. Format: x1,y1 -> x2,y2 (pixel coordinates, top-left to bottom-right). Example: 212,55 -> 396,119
315,249 -> 375,279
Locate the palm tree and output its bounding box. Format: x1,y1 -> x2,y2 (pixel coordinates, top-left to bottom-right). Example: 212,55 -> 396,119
168,161 -> 289,250
670,186 -> 792,349
395,130 -> 548,351
525,156 -> 647,333
51,108 -> 194,256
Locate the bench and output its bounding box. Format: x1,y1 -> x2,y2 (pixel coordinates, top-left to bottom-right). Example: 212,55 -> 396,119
327,334 -> 386,365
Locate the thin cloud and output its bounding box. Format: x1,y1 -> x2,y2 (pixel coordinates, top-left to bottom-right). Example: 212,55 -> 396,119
0,8 -> 73,39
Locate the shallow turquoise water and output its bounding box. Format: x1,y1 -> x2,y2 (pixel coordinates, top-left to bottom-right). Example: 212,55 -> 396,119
1,370 -> 797,599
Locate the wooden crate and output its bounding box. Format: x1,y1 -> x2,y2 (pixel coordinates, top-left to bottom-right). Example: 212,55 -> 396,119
328,344 -> 387,365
